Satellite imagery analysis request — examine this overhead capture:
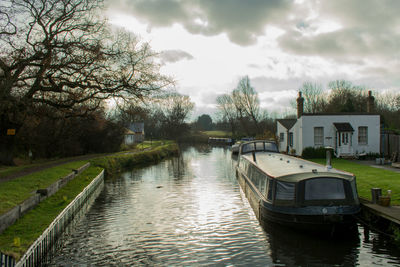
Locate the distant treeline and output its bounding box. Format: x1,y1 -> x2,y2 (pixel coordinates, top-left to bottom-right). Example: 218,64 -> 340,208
212,78 -> 400,138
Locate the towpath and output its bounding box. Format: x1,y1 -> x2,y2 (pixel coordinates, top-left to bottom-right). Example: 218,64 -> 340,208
0,147 -> 151,184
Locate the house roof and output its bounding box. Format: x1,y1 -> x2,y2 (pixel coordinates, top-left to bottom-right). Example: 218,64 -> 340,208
277,119 -> 297,130
125,128 -> 135,135
128,122 -> 144,132
333,122 -> 354,132
302,112 -> 379,116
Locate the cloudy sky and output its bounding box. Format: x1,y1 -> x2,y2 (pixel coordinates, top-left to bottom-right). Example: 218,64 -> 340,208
106,0 -> 400,119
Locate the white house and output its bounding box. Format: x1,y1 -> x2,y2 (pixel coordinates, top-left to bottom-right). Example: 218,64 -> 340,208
124,122 -> 145,145
277,91 -> 381,157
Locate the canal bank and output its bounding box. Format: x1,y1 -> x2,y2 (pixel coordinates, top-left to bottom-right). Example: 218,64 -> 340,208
0,141 -> 179,266
358,198 -> 400,244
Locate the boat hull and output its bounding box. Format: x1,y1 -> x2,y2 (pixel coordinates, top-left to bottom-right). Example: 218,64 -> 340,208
259,202 -> 358,234
237,169 -> 359,234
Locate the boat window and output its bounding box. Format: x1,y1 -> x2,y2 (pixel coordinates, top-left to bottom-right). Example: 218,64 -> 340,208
265,142 -> 278,152
241,141 -> 278,154
266,178 -> 274,201
254,168 -> 266,194
255,142 -> 264,151
242,143 -> 254,153
304,178 -> 345,200
350,179 -> 359,204
275,181 -> 295,200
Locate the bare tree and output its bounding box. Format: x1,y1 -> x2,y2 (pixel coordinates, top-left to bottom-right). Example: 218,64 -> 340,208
376,91 -> 400,112
216,94 -> 237,135
150,91 -> 194,140
299,81 -> 326,113
0,0 -> 171,165
232,76 -> 261,134
325,80 -> 366,112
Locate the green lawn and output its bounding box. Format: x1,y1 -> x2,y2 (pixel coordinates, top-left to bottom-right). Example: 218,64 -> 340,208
0,161 -> 88,215
311,158 -> 400,205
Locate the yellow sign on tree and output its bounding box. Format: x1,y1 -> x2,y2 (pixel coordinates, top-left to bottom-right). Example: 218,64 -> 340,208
7,129 -> 16,135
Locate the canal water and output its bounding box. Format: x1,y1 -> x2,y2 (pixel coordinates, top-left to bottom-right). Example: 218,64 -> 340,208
47,146 -> 400,266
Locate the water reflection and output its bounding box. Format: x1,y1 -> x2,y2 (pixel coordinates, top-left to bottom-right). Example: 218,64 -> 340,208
263,221 -> 360,266
46,146 -> 400,266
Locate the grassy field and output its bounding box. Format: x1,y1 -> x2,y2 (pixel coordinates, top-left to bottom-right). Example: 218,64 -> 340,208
311,158 -> 400,205
0,166 -> 103,260
202,130 -> 232,137
0,161 -> 88,215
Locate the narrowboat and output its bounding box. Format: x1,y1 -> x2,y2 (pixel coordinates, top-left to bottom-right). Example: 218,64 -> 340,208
235,140 -> 360,234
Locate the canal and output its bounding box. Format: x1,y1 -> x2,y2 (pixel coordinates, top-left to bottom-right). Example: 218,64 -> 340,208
47,146 -> 400,266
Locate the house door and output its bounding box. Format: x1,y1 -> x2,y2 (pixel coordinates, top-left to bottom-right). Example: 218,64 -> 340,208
337,131 -> 353,155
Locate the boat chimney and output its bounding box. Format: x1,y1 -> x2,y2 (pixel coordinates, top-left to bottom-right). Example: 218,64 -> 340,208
252,151 -> 257,163
325,146 -> 332,169
297,91 -> 304,118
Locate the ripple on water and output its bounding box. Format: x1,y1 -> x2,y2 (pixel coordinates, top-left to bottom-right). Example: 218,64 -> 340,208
47,147 -> 400,266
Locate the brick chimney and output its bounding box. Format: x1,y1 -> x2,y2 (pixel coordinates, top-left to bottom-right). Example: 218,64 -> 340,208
297,91 -> 304,118
367,90 -> 374,113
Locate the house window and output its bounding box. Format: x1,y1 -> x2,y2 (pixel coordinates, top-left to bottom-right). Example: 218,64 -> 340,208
279,133 -> 284,142
314,127 -> 324,146
289,132 -> 293,147
358,126 -> 368,145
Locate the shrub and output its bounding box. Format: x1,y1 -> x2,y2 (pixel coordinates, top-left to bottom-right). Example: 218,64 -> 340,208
302,146 -> 329,159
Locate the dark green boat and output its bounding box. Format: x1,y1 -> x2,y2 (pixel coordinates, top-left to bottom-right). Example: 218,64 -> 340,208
236,140 -> 360,234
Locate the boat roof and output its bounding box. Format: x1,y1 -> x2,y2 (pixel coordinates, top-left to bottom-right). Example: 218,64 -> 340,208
242,152 -> 355,183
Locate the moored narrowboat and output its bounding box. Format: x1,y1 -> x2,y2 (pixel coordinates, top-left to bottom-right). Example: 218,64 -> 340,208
235,140 -> 360,234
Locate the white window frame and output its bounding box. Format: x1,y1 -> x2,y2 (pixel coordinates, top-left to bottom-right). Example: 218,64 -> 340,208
314,127 -> 324,146
358,126 -> 368,145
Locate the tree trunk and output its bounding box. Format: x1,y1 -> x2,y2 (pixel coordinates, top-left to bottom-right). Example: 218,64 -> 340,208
0,113 -> 20,166
0,135 -> 16,166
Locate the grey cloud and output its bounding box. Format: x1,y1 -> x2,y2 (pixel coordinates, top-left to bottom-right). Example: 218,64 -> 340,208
277,0 -> 400,63
115,0 -> 293,46
248,63 -> 263,69
279,28 -> 400,62
160,50 -> 194,64
251,76 -> 303,93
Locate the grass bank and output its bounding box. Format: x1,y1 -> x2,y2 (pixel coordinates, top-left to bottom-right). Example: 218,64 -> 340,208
0,166 -> 103,260
89,141 -> 179,175
311,158 -> 400,205
0,161 -> 88,216
202,130 -> 232,138
0,141 -> 179,260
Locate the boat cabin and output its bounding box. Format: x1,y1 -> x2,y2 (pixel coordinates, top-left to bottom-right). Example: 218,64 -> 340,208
238,152 -> 359,207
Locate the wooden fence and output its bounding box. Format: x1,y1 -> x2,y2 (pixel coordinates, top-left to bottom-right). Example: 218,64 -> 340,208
381,133 -> 400,159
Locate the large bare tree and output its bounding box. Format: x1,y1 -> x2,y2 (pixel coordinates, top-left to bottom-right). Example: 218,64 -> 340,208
232,76 -> 261,134
0,0 -> 171,164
